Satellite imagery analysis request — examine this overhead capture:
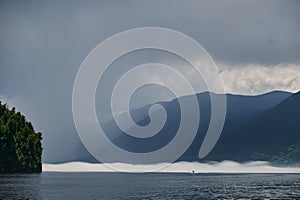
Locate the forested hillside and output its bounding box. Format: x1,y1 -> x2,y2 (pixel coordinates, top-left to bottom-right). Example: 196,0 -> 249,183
0,101 -> 42,173
206,91 -> 300,165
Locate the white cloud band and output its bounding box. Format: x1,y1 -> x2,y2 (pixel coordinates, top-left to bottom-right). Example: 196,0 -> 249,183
220,63 -> 300,95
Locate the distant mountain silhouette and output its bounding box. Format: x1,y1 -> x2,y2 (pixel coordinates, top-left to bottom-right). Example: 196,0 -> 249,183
73,91 -> 292,164
206,91 -> 300,164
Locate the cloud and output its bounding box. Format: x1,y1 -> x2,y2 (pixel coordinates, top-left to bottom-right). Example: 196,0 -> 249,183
43,161 -> 300,173
133,61 -> 300,97
220,63 -> 300,95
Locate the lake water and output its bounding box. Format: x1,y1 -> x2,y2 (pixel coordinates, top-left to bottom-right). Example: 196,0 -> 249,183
0,173 -> 299,199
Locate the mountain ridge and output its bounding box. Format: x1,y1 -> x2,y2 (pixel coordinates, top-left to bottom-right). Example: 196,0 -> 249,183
205,91 -> 300,164
63,90 -> 293,164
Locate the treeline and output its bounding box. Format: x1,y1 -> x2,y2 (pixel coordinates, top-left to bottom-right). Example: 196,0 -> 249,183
0,101 -> 42,173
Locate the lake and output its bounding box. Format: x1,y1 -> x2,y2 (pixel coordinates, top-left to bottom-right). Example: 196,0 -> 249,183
0,173 -> 299,199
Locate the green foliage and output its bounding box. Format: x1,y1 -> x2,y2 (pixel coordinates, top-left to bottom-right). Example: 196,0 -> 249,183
0,101 -> 42,173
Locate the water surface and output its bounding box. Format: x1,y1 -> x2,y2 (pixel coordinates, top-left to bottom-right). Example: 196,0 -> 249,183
0,173 -> 299,199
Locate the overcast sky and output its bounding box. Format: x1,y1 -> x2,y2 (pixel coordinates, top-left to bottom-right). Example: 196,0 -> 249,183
0,0 -> 300,162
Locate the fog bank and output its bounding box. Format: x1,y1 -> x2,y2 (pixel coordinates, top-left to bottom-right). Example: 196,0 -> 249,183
43,161 -> 300,173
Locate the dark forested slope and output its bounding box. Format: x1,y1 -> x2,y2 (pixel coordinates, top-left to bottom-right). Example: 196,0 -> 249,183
0,101 -> 42,173
206,91 -> 300,164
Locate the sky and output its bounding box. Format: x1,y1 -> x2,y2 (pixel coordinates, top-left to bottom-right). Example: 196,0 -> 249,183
0,0 -> 300,162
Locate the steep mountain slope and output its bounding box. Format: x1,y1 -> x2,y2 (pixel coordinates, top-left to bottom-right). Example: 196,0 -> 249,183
58,91 -> 292,163
97,91 -> 291,162
206,91 -> 300,164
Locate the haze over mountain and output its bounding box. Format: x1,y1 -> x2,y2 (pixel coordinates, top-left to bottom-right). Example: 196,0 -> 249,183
66,90 -> 292,164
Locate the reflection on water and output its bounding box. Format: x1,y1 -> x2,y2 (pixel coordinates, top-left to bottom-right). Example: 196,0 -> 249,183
0,173 -> 300,199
